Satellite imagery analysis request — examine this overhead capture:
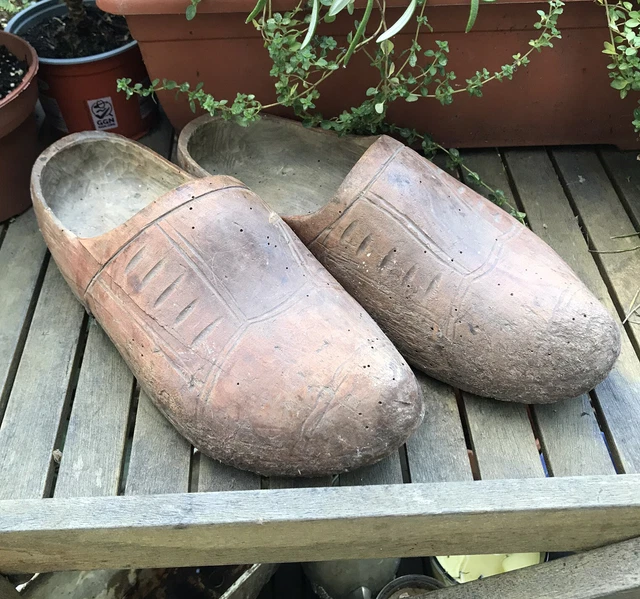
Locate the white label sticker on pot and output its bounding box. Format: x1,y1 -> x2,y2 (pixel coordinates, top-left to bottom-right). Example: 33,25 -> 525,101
39,94 -> 68,133
87,96 -> 119,131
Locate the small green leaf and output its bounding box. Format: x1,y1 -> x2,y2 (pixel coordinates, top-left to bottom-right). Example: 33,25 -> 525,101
375,102 -> 385,113
381,39 -> 394,55
186,3 -> 197,20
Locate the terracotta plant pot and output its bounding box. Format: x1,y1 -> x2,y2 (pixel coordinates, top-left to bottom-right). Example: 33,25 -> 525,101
0,31 -> 39,222
6,0 -> 156,139
97,0 -> 639,148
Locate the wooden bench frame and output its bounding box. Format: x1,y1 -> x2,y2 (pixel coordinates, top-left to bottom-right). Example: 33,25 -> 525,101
2,123 -> 640,598
2,475 -> 640,574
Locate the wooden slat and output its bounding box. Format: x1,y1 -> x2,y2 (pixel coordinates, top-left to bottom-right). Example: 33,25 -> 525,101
0,212 -> 47,415
54,320 -> 134,498
340,451 -> 403,486
0,263 -> 85,500
406,373 -> 473,483
197,453 -> 261,492
504,147 -> 640,474
124,392 -> 191,495
463,396 -> 544,479
551,148 -> 640,350
1,475 -> 640,573
462,149 -> 615,477
427,536 -> 640,599
599,149 -> 640,232
268,476 -> 333,489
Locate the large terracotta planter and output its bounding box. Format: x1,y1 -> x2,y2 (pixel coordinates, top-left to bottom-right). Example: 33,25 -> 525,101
6,0 -> 156,139
98,0 -> 639,148
0,31 -> 39,222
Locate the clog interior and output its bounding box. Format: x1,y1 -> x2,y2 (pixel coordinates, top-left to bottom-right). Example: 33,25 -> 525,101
185,117 -> 375,217
40,138 -> 191,238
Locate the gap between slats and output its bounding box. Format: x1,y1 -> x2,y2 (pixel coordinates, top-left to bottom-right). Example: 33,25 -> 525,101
547,148 -> 640,357
45,313 -> 91,498
0,253 -> 50,426
0,223 -> 8,251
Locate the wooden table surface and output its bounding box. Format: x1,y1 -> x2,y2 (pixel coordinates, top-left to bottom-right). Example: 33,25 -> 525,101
1,119 -> 640,576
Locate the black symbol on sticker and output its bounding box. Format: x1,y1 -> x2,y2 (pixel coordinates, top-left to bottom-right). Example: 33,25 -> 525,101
90,99 -> 114,120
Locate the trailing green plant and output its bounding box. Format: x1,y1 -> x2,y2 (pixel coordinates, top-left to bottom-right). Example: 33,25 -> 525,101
599,0 -> 640,132
119,0 -> 567,221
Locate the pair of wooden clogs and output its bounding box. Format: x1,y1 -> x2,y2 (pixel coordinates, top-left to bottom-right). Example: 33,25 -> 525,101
31,116 -> 621,477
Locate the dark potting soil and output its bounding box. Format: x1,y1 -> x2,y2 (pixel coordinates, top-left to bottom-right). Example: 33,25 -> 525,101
22,6 -> 131,59
0,45 -> 27,101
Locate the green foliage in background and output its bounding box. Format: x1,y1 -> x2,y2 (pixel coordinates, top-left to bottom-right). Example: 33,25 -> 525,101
599,0 -> 640,131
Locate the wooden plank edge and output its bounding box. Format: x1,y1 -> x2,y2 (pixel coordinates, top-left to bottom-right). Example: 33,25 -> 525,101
426,536 -> 640,599
0,474 -> 638,573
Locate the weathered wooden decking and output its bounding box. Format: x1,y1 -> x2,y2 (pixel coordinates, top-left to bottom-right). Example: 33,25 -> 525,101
1,120 -> 640,593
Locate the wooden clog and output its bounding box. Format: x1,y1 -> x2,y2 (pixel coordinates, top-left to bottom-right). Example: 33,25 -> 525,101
31,131 -> 424,477
178,115 -> 621,403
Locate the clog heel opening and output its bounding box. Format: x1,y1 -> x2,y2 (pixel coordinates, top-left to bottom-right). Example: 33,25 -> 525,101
40,138 -> 190,238
186,118 -> 371,217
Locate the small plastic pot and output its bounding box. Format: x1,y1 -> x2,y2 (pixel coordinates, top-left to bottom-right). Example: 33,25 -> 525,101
6,0 -> 155,139
0,31 -> 39,222
376,575 -> 444,598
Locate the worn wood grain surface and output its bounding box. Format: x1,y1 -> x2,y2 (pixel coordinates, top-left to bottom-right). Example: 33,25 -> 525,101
406,373 -> 472,484
1,475 -> 640,573
463,395 -> 545,479
124,391 -> 192,495
340,450 -> 403,487
54,320 -> 134,498
0,263 -> 85,500
0,212 -> 47,416
197,453 -> 261,492
504,148 -> 640,474
425,536 -> 640,599
551,148 -> 640,351
600,149 -> 640,228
